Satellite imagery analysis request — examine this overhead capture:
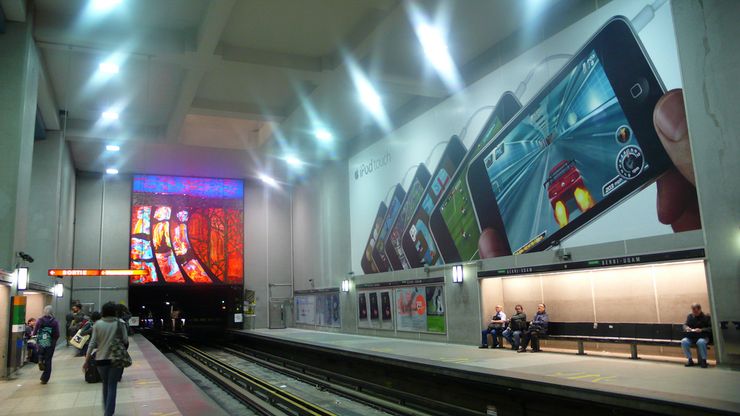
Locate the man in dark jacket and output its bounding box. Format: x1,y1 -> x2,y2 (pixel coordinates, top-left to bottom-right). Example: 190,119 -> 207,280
681,303 -> 711,368
33,305 -> 60,384
503,305 -> 527,350
518,303 -> 549,353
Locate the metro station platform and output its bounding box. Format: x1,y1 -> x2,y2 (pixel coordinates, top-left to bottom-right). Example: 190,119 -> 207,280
0,335 -> 226,416
230,328 -> 740,415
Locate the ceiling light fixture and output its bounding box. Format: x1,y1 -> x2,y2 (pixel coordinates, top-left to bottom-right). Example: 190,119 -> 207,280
101,110 -> 119,121
315,128 -> 333,143
106,168 -> 119,175
347,59 -> 390,131
285,155 -> 303,167
106,144 -> 120,152
91,0 -> 122,11
258,173 -> 278,188
409,6 -> 462,91
98,62 -> 119,74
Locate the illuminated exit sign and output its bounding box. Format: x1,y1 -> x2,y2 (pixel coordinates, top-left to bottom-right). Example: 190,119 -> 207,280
48,269 -> 149,277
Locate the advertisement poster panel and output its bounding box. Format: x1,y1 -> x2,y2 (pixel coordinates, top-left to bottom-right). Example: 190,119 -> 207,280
295,292 -> 340,328
358,290 -> 394,330
395,287 -> 427,332
349,2 -> 700,274
294,295 -> 316,325
425,286 -> 445,333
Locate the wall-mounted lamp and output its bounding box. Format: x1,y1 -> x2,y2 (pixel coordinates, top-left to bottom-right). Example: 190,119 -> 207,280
16,267 -> 29,290
341,279 -> 351,293
54,282 -> 64,298
452,265 -> 464,284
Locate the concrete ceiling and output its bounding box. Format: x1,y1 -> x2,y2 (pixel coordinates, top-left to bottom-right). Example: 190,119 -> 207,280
32,0 -> 566,181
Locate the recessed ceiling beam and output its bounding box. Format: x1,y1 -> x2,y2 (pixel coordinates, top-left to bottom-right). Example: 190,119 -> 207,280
190,98 -> 287,122
164,0 -> 237,142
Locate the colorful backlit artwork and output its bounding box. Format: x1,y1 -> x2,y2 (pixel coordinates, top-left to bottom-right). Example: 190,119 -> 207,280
129,175 -> 244,285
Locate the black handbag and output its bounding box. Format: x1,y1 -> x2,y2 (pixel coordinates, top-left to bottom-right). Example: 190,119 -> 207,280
85,353 -> 101,383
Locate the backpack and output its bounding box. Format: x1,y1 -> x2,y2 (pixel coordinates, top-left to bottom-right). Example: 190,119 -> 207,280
110,322 -> 132,368
38,326 -> 53,348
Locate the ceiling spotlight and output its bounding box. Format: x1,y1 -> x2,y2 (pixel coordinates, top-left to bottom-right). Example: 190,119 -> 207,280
258,173 -> 278,187
98,62 -> 119,74
315,128 -> 333,143
409,6 -> 462,91
91,0 -> 122,11
106,168 -> 119,175
106,144 -> 120,152
101,111 -> 119,121
285,155 -> 303,167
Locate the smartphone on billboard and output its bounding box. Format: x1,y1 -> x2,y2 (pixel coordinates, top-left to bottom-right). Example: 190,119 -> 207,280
384,164 -> 432,271
360,202 -> 388,274
467,17 -> 672,256
429,92 -> 522,263
371,184 -> 407,273
402,135 -> 467,268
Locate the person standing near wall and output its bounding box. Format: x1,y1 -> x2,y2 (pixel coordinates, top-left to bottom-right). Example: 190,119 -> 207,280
33,305 -> 60,384
84,302 -> 130,416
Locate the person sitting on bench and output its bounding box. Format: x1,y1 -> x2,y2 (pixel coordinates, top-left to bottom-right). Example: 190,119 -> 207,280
681,303 -> 711,368
502,305 -> 527,350
518,304 -> 548,353
479,305 -> 507,349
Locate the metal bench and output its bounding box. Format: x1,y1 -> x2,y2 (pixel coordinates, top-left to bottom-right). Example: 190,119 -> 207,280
542,322 -> 709,359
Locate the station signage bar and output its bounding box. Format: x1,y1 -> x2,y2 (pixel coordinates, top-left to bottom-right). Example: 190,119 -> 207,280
477,248 -> 705,278
48,269 -> 149,277
356,276 -> 444,290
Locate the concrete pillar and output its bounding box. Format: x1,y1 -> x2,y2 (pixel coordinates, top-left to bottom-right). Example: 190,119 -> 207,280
671,0 -> 740,366
0,16 -> 38,273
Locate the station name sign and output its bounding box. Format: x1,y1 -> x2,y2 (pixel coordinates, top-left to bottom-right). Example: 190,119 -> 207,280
477,248 -> 705,278
48,269 -> 149,277
356,276 -> 444,290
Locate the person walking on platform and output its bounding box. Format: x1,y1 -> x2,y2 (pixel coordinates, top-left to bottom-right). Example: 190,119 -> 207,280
479,305 -> 507,348
681,303 -> 712,368
518,304 -> 548,353
85,302 -> 130,416
33,305 -> 60,384
502,305 -> 527,350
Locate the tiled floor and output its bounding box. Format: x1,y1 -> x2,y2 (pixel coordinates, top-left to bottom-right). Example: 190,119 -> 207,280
237,328 -> 740,414
0,335 -> 226,416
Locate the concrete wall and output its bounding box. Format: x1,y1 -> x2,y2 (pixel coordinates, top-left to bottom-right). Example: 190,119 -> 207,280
671,0 -> 740,366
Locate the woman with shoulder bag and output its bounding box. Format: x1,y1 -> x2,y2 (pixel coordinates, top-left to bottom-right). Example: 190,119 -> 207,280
84,302 -> 131,416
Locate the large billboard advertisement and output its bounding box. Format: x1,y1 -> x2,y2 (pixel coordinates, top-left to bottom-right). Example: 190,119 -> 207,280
129,175 -> 244,285
349,1 -> 701,274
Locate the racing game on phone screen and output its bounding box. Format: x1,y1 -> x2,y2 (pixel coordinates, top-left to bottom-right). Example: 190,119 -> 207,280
484,50 -> 648,254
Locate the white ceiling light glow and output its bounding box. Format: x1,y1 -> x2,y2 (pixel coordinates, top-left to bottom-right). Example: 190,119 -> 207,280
285,155 -> 303,167
105,144 -> 120,152
101,110 -> 119,121
106,168 -> 119,175
98,61 -> 119,74
91,0 -> 122,11
409,6 -> 462,92
346,59 -> 390,131
315,128 -> 333,143
258,174 -> 278,188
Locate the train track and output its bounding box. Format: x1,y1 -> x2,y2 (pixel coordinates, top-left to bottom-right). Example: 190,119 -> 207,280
171,339 -> 441,416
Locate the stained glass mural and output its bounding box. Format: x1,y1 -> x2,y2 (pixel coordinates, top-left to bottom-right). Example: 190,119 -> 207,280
129,175 -> 244,285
